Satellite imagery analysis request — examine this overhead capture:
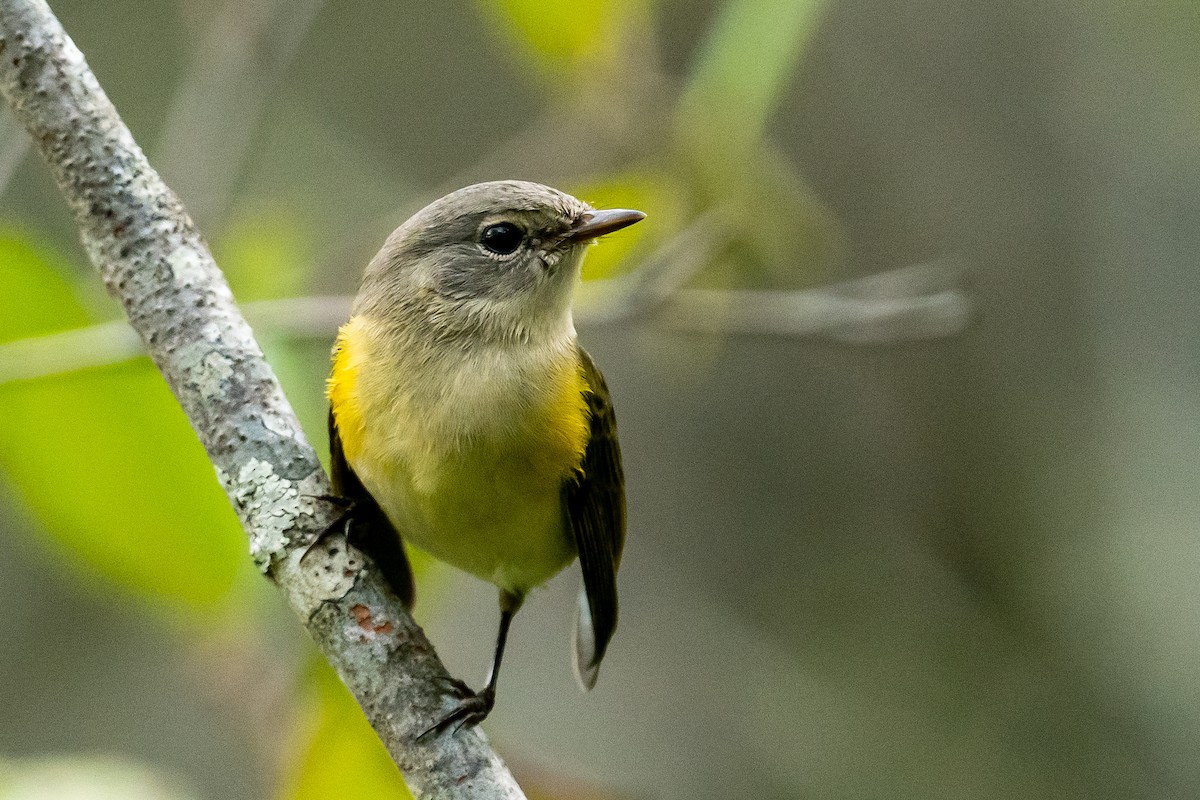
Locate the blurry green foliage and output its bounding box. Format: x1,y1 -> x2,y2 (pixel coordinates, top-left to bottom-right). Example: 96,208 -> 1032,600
0,233 -> 245,608
688,147 -> 845,289
476,0 -> 649,75
281,658 -> 412,800
214,205 -> 311,303
484,0 -> 840,289
0,233 -> 89,334
673,0 -> 842,288
677,0 -> 826,156
478,0 -> 841,291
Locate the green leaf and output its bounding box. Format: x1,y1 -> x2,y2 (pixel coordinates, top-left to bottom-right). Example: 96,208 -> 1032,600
280,659 -> 412,800
0,232 -> 90,339
0,232 -> 245,608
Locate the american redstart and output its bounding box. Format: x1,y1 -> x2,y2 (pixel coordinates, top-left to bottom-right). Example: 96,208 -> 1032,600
326,181 -> 643,733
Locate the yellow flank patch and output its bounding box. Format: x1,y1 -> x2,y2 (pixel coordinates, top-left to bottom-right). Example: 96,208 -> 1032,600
326,319 -> 367,460
530,356 -> 591,479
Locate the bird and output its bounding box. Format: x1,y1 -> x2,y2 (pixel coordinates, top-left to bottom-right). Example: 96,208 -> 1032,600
325,180 -> 643,733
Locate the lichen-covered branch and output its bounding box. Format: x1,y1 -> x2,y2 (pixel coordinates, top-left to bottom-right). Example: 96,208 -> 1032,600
0,2 -> 524,797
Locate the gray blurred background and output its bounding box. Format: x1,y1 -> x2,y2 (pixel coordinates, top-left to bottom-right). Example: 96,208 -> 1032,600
2,0 -> 1199,798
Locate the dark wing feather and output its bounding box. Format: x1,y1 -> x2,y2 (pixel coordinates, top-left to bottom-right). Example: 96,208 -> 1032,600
329,406 -> 416,609
563,346 -> 626,689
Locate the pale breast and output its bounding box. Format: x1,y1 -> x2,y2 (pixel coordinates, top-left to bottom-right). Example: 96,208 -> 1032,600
331,317 -> 590,591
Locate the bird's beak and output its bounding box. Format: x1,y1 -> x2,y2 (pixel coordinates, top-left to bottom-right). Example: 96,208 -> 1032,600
566,208 -> 646,243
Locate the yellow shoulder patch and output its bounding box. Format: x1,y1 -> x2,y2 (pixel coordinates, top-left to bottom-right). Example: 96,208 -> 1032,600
529,354 -> 591,481
327,318 -> 367,461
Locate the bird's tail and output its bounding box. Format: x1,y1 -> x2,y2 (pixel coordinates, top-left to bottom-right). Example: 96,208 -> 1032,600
571,587 -> 601,690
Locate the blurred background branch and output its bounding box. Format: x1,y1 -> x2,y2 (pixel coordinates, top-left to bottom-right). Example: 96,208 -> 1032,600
0,257 -> 972,385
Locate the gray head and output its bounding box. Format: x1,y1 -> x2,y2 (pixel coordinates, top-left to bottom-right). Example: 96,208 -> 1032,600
354,180 -> 644,344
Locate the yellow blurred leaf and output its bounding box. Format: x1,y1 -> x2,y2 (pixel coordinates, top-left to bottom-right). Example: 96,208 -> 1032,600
476,0 -> 647,75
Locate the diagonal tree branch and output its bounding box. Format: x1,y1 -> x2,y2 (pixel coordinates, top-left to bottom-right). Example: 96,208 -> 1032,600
0,1 -> 524,797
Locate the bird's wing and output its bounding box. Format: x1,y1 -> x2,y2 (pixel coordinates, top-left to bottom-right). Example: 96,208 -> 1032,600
328,406 -> 416,609
563,346 -> 626,690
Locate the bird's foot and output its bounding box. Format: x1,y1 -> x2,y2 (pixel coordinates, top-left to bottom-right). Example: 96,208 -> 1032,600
418,682 -> 496,739
300,496 -> 356,561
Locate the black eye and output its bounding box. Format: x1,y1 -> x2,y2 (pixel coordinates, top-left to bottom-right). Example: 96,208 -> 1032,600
480,222 -> 524,255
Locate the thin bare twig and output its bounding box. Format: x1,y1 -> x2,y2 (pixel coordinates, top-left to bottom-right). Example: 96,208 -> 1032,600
0,256 -> 973,385
0,2 -> 523,797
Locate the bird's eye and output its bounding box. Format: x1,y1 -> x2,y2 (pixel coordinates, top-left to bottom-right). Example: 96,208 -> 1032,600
480,222 -> 524,256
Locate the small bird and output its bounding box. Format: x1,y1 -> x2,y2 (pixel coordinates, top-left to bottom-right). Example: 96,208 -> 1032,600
325,180 -> 643,733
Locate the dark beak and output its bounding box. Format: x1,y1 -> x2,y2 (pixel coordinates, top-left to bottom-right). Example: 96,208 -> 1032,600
566,208 -> 646,243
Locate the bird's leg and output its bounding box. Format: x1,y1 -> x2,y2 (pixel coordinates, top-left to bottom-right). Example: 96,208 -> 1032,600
479,588 -> 523,698
420,590 -> 525,738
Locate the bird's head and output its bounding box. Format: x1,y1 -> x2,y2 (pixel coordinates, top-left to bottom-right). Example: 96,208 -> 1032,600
356,180 -> 644,345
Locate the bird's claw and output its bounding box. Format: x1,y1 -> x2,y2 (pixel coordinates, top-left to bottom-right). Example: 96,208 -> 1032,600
417,684 -> 495,740
300,497 -> 356,562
